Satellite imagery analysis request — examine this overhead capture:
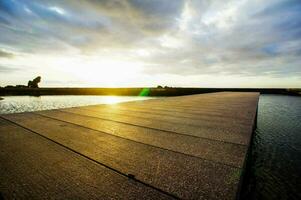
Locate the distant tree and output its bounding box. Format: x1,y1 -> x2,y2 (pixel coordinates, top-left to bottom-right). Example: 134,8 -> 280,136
16,85 -> 27,88
157,85 -> 163,89
164,86 -> 169,89
27,81 -> 32,87
28,76 -> 41,88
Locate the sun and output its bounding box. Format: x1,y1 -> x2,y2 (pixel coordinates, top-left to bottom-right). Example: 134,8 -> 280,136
70,58 -> 141,87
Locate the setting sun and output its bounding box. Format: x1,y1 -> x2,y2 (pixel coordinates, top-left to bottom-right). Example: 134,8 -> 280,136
69,58 -> 142,87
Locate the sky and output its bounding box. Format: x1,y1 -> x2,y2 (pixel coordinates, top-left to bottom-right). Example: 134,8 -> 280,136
0,0 -> 300,88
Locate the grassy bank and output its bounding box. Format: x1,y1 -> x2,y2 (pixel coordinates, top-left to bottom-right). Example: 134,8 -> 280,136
0,87 -> 300,96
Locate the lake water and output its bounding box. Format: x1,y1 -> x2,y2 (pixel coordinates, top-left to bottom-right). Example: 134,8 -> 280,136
0,94 -> 300,199
0,95 -> 156,114
242,94 -> 301,199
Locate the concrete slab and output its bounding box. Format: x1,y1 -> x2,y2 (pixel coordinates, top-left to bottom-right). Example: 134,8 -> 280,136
0,92 -> 259,199
62,107 -> 253,145
37,109 -> 248,167
77,105 -> 253,126
2,113 -> 241,200
0,118 -> 172,200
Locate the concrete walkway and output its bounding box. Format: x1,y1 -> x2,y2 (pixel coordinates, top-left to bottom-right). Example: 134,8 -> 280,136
0,92 -> 259,199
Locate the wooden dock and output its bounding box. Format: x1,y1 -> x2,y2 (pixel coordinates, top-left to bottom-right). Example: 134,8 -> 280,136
0,92 -> 259,199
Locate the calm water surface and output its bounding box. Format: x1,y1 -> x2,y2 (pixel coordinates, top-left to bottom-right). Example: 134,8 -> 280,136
0,95 -> 156,114
244,94 -> 301,200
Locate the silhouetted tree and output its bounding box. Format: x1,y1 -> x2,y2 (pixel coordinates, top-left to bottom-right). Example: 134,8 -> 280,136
157,85 -> 163,89
28,76 -> 41,88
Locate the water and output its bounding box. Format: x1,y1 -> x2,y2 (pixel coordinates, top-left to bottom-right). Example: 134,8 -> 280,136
243,94 -> 301,199
0,95 -> 156,114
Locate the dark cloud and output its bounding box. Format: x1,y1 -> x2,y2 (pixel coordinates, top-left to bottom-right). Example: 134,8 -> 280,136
128,0 -> 183,16
126,0 -> 184,31
0,49 -> 14,58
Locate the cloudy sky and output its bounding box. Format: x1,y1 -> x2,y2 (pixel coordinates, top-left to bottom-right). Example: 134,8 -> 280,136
0,0 -> 300,88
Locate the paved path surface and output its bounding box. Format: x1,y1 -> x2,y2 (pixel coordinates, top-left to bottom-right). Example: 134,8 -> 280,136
0,92 -> 259,199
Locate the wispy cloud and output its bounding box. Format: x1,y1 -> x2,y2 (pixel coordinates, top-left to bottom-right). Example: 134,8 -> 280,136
0,65 -> 19,73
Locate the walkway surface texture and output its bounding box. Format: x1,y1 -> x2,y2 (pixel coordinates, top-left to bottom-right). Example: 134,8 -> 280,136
0,92 -> 259,200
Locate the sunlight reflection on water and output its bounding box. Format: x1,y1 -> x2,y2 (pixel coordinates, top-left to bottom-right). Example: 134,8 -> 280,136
0,95 -> 156,114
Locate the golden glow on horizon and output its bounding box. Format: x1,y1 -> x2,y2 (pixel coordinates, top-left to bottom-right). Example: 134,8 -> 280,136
67,58 -> 142,87
1,48 -> 300,88
6,53 -> 143,87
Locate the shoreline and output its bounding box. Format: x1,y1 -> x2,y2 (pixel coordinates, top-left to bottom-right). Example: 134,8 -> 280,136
0,87 -> 300,96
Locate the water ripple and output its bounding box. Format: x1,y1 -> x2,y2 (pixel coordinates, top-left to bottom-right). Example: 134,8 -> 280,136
243,94 -> 301,200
